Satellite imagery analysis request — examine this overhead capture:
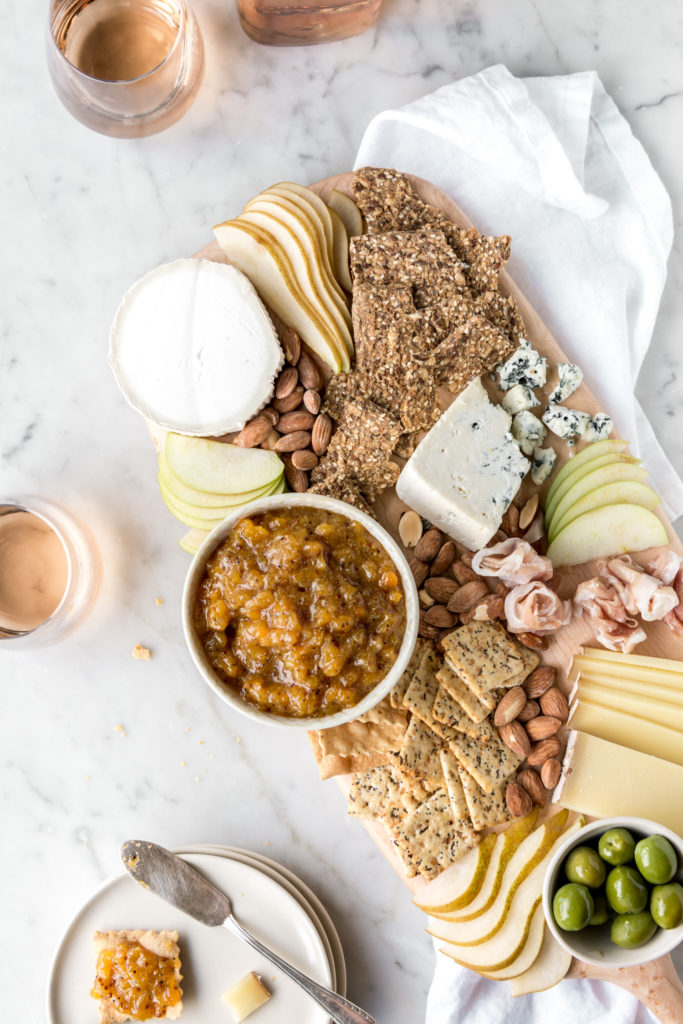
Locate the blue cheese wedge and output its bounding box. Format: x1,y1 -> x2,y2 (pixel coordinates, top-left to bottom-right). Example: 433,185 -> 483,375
501,384 -> 540,415
511,410 -> 547,456
531,446 -> 557,485
396,378 -> 530,551
496,339 -> 547,390
542,404 -> 590,440
581,412 -> 613,442
549,362 -> 583,404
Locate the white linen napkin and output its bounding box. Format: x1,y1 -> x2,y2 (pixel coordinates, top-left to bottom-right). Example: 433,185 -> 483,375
354,65 -> 683,1022
354,64 -> 683,522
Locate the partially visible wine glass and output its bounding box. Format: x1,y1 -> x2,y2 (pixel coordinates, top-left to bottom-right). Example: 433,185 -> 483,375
46,0 -> 204,137
235,0 -> 383,46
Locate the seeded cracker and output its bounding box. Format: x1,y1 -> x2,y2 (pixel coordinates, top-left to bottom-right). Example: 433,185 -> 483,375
438,748 -> 472,824
389,638 -> 431,708
432,686 -> 486,741
435,663 -> 499,723
308,469 -> 374,517
457,766 -> 515,830
390,787 -> 478,879
398,717 -> 445,789
401,653 -> 468,745
441,621 -> 528,695
448,727 -> 523,795
347,764 -> 421,823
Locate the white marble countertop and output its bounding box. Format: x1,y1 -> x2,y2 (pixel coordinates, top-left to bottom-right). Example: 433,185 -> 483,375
3,1 -> 683,1021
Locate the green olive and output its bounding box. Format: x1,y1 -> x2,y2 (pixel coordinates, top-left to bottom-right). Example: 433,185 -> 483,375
635,835 -> 678,885
606,866 -> 649,914
651,883 -> 683,929
589,894 -> 610,926
565,845 -> 607,888
553,882 -> 594,931
610,911 -> 657,949
598,828 -> 636,865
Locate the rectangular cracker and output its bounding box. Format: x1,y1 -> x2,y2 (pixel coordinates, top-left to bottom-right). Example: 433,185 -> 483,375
441,621 -> 527,694
389,787 -> 479,880
435,663 -> 495,723
402,652 -> 465,744
457,766 -> 515,830
432,685 -> 483,740
448,728 -> 523,795
93,930 -> 182,1023
389,639 -> 431,708
347,764 -> 421,823
439,748 -> 472,824
397,716 -> 445,788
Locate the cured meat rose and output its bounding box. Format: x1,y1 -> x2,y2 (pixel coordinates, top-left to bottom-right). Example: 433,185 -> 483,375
602,556 -> 678,622
472,538 -> 553,587
574,577 -> 647,653
649,550 -> 683,635
504,581 -> 571,635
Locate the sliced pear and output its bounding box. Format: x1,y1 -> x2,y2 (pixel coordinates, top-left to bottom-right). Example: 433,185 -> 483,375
413,833 -> 497,916
179,528 -> 209,554
159,475 -> 283,521
545,454 -> 642,525
479,903 -> 546,980
547,503 -> 668,567
213,218 -> 347,372
159,453 -> 280,508
509,928 -> 572,996
550,479 -> 660,541
545,438 -> 630,508
160,488 -> 225,530
165,433 -> 284,495
428,810 -> 568,946
271,181 -> 336,264
328,207 -> 353,292
328,189 -> 363,238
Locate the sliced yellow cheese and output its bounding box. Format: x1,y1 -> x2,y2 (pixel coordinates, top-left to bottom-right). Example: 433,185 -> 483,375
575,671 -> 683,707
569,697 -> 683,766
554,731 -> 683,836
576,648 -> 683,678
578,681 -> 683,730
222,972 -> 271,1022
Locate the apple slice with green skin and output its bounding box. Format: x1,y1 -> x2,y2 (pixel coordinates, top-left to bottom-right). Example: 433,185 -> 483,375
159,453 -> 281,508
179,528 -> 209,554
549,479 -> 660,541
328,207 -> 353,292
545,453 -> 641,525
161,477 -> 286,529
165,433 -> 284,495
328,189 -> 363,238
413,834 -> 497,916
509,927 -> 571,996
547,503 -> 669,567
159,475 -> 284,522
416,811 -> 538,918
547,463 -> 650,537
213,218 -> 348,373
428,809 -> 569,946
237,207 -> 353,354
545,438 -> 630,508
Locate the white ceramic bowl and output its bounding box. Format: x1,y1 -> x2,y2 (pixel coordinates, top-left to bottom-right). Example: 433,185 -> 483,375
182,492 -> 419,729
542,816 -> 683,967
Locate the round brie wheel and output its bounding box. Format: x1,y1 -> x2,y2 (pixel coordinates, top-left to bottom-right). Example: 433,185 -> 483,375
108,259 -> 284,436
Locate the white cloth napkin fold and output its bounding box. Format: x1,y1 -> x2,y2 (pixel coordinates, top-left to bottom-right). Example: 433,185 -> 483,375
354,64 -> 683,522
354,65 -> 683,1023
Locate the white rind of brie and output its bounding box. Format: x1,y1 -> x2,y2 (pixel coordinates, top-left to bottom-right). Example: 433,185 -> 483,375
108,259 -> 284,436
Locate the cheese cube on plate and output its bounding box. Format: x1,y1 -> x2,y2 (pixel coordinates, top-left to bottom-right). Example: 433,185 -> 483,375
581,412 -> 613,442
511,410 -> 547,456
542,404 -> 590,440
396,379 -> 530,551
549,362 -> 583,404
531,446 -> 557,485
496,339 -> 547,391
501,384 -> 540,416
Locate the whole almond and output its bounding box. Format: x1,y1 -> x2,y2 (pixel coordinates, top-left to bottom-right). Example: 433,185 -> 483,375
424,605 -> 456,628
399,510 -> 423,548
418,589 -> 435,609
261,406 -> 280,427
517,768 -> 546,807
494,581 -> 510,598
418,611 -> 442,639
425,577 -> 459,604
499,720 -> 531,758
303,389 -> 321,414
494,686 -> 527,727
430,540 -> 457,576
524,666 -> 556,699
517,631 -> 547,651
291,449 -> 318,471
519,494 -> 539,532
517,699 -> 540,722
452,560 -> 478,584
278,409 -> 316,433
527,736 -> 562,767
525,715 -> 562,741
449,580 -> 489,613
234,416 -> 271,448
506,782 -> 533,818
282,327 -> 301,365
409,556 -> 429,588
260,428 -> 281,451
274,386 -> 304,413
284,462 -> 308,492
297,351 -> 323,390
540,687 -> 569,721
502,504 -> 520,537
541,758 -> 562,790
472,594 -> 505,621
414,528 -> 444,563
311,413 -> 333,455
460,550 -> 475,568
275,366 -> 299,399
458,607 -> 477,626
274,430 -> 311,453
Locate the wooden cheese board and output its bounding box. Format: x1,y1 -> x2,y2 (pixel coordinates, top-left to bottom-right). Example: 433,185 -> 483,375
158,171 -> 683,1020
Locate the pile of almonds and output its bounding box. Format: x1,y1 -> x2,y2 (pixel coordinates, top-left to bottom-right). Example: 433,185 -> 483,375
233,328 -> 332,492
399,507 -> 544,652
494,666 -> 569,817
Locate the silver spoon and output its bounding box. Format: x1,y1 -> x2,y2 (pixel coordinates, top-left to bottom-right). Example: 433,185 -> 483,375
121,840 -> 378,1024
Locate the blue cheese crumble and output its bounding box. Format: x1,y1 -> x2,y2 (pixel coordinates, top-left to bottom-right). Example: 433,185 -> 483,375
497,339 -> 547,391
581,413 -> 613,443
549,362 -> 583,404
531,447 -> 557,485
502,384 -> 540,416
511,410 -> 547,456
542,404 -> 590,439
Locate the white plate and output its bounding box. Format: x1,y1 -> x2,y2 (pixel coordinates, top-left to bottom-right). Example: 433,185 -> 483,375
48,851 -> 332,1024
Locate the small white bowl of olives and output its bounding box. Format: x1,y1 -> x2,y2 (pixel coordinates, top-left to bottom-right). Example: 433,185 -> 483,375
542,817 -> 683,967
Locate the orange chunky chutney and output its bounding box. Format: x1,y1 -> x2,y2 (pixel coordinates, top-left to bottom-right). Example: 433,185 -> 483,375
91,939 -> 182,1020
192,507 -> 406,717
